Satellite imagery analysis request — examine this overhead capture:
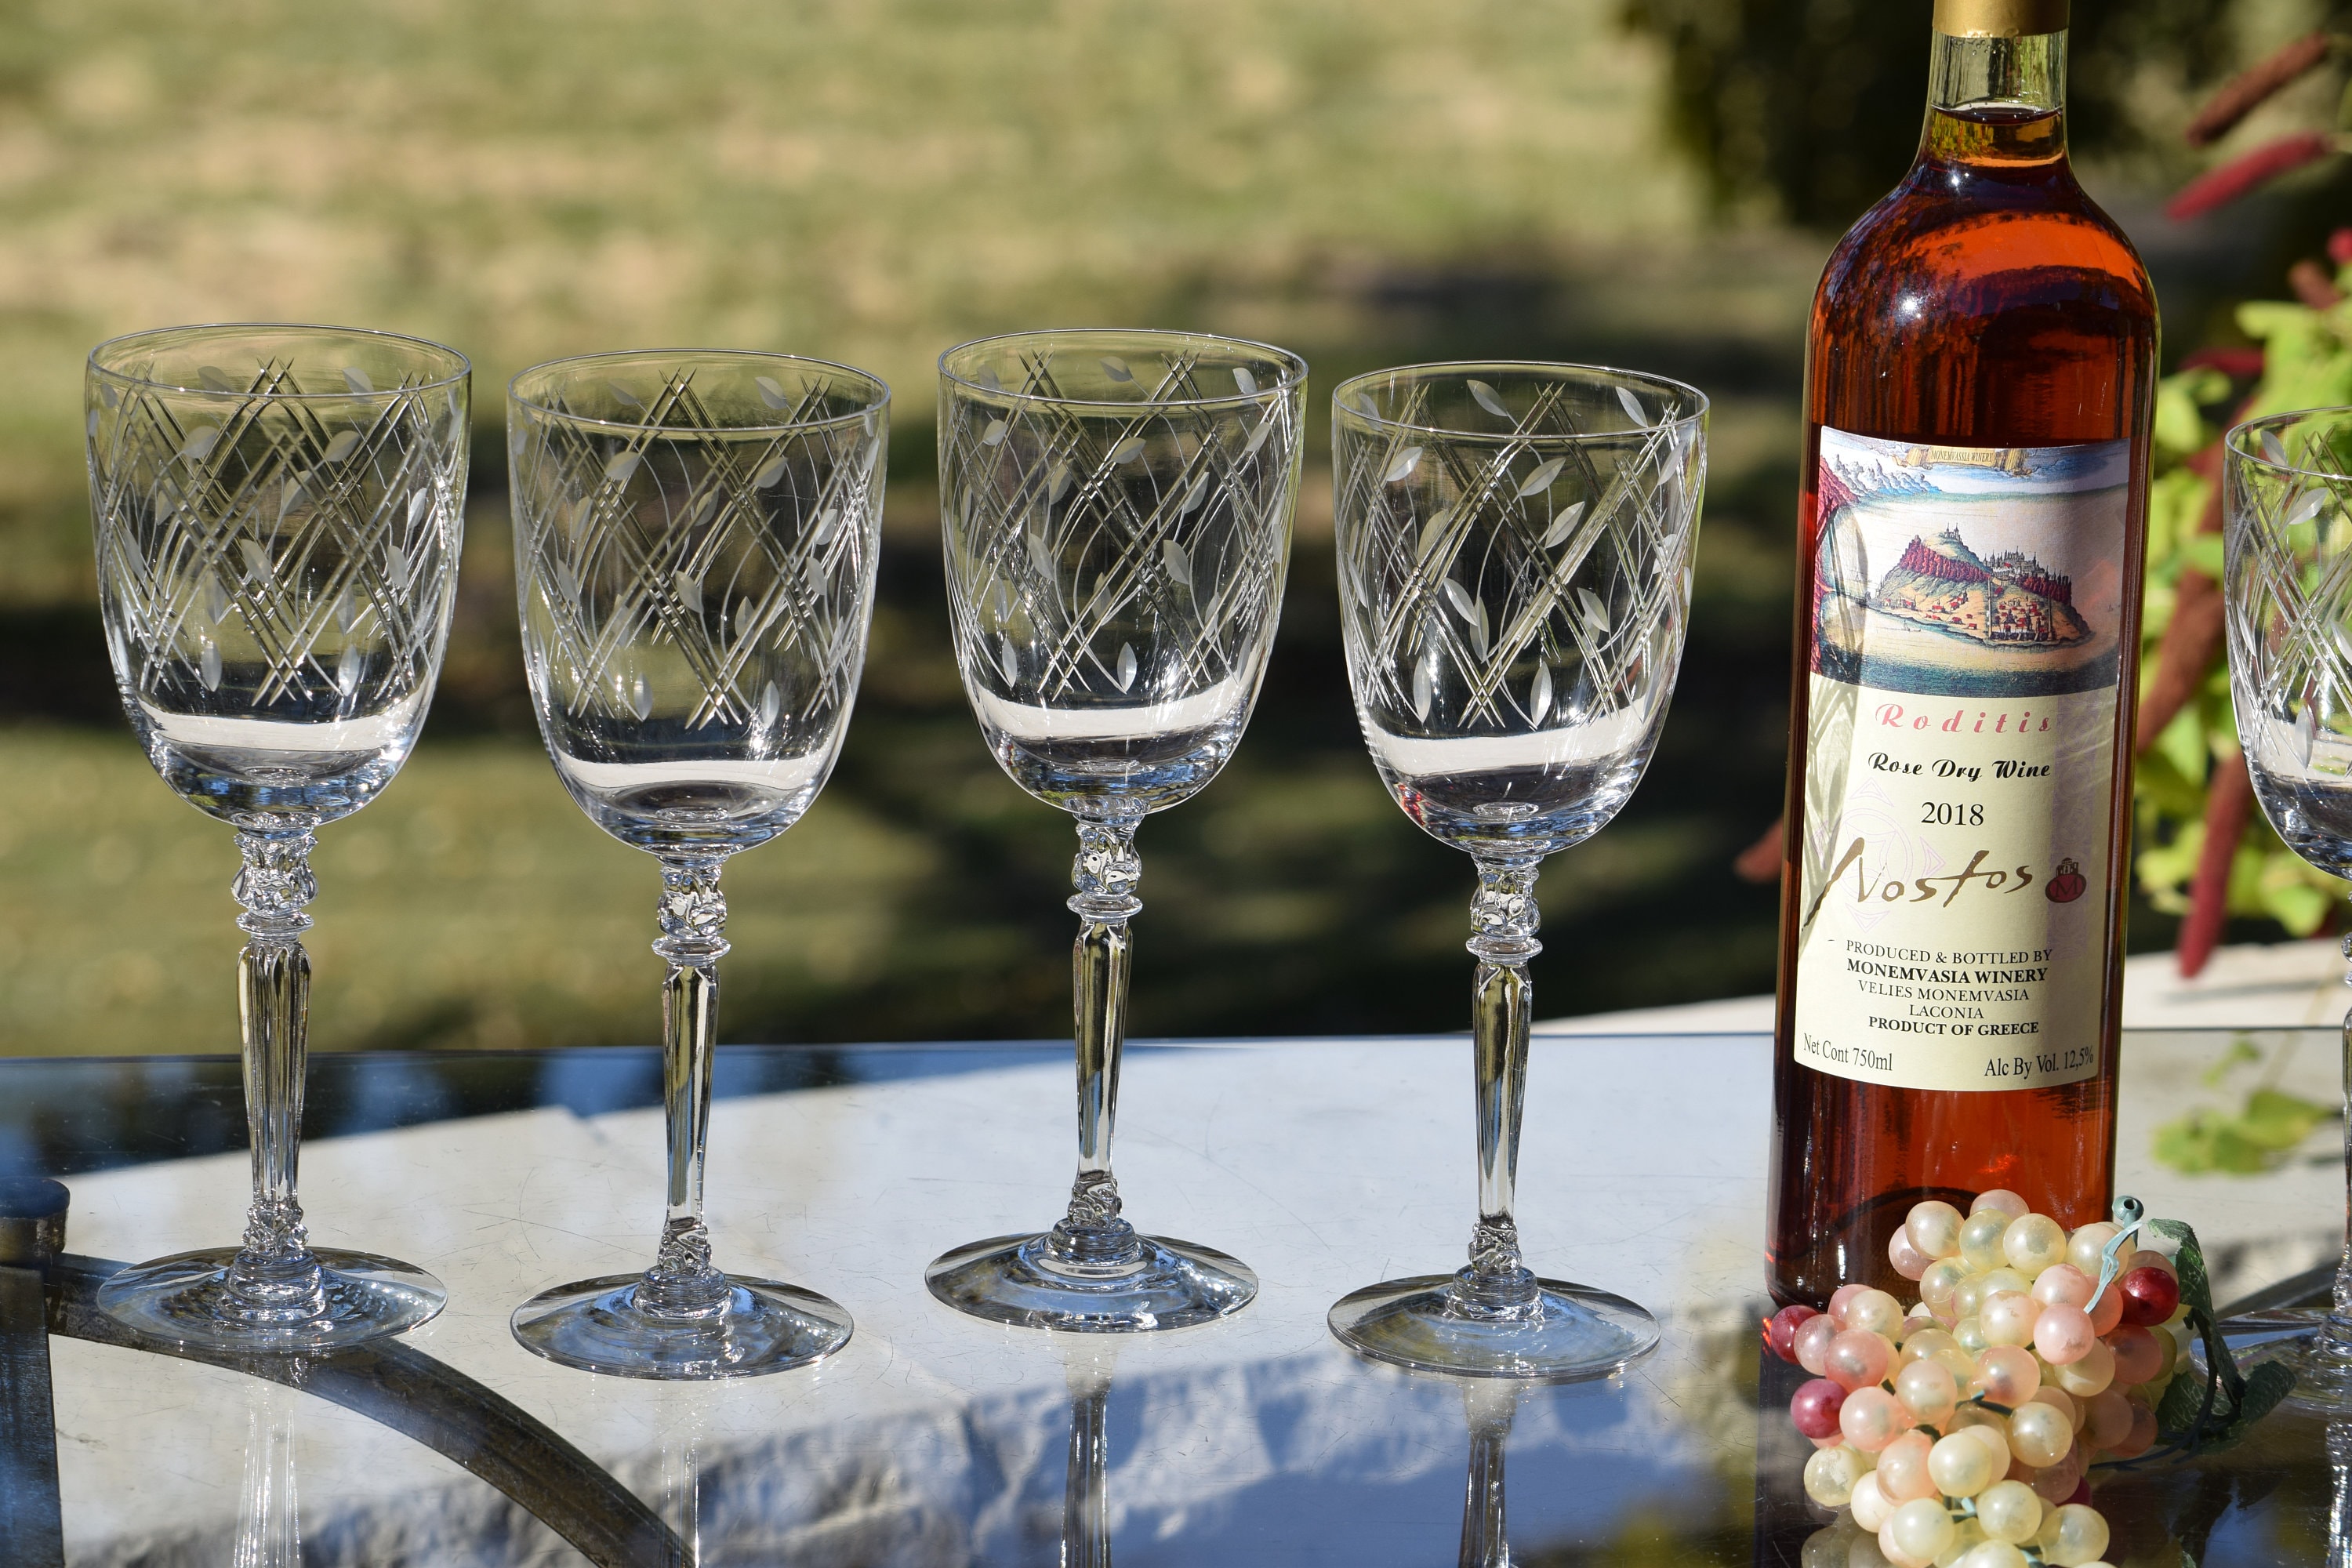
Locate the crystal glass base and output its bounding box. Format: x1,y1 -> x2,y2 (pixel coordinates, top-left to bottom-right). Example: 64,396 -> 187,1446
96,1247 -> 445,1352
925,1227 -> 1258,1332
510,1272 -> 852,1380
1328,1269 -> 1660,1381
2229,1308 -> 2352,1411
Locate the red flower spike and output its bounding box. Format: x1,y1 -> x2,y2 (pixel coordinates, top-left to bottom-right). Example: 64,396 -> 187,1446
2186,31 -> 2337,148
2117,1265 -> 2181,1329
2168,132 -> 2339,221
2330,228 -> 2352,268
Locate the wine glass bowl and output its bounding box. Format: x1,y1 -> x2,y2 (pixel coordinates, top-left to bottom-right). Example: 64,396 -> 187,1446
506,350 -> 887,1377
928,328 -> 1306,1332
1327,361 -> 1705,1380
2222,405 -> 2352,1409
84,323 -> 470,1351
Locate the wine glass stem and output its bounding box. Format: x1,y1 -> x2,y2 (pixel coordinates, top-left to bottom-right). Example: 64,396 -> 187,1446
2334,955 -> 2352,1338
1467,857 -> 1543,1286
1063,1357 -> 1112,1568
1064,820 -> 1142,1238
1458,1384 -> 1518,1568
228,829 -> 324,1316
646,858 -> 731,1314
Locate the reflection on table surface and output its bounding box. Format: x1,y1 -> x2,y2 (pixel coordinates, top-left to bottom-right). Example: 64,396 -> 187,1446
0,1030 -> 2341,1565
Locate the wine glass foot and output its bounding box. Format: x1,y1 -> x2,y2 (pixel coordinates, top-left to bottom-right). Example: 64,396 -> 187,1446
510,1272 -> 852,1380
924,1229 -> 1258,1332
96,1247 -> 445,1352
1327,1271 -> 1660,1382
2225,1309 -> 2352,1412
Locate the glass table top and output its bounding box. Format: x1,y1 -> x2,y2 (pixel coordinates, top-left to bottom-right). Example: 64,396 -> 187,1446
0,1029 -> 2342,1566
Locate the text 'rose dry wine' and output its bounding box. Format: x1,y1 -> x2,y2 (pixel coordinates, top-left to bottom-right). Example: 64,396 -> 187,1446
1766,0 -> 2156,1305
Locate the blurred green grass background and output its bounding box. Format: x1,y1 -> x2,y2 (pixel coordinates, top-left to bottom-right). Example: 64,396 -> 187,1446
0,0 -> 2180,1054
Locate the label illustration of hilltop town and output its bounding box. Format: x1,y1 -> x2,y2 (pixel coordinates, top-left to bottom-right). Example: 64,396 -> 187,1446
1811,427 -> 2129,699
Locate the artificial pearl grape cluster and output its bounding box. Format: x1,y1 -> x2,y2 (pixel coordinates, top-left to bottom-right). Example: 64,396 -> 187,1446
1766,1189 -> 2189,1568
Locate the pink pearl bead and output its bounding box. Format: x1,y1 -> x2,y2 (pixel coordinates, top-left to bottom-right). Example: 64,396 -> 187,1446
2109,1324 -> 2164,1386
2034,1303 -> 2096,1365
2082,1388 -> 2132,1450
2087,1287 -> 2125,1335
1794,1313 -> 1840,1376
1887,1225 -> 1933,1281
1972,1344 -> 2041,1406
1839,1385 -> 1906,1453
1825,1327 -> 1895,1392
2030,1262 -> 2095,1310
1827,1283 -> 1868,1327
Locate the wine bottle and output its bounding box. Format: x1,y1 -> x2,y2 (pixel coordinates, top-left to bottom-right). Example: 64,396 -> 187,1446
1766,0 -> 2157,1305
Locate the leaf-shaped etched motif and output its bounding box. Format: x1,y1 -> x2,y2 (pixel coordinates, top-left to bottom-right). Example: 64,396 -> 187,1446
275,479 -> 306,523
608,381 -> 643,408
675,571 -> 703,615
1517,456 -> 1566,498
1468,380 -> 1511,420
334,586 -> 358,632
1616,386 -> 1646,426
1178,474 -> 1210,514
602,449 -> 641,484
754,456 -> 788,488
99,381 -> 118,410
760,681 -> 782,725
2286,486 -> 2328,527
1115,642 -> 1138,691
85,408 -> 99,441
206,576 -> 232,624
181,425 -> 223,462
1232,367 -> 1259,399
336,643 -> 365,695
1101,356 -> 1134,383
1530,662 -> 1553,724
1385,446 -> 1424,483
1163,538 -> 1192,586
811,505 -> 840,546
629,672 -> 654,721
1579,586 -> 1610,634
239,540 -> 274,581
2262,428 -> 2292,467
1345,390 -> 1377,419
407,488 -> 431,528
1243,414 -> 1277,456
1048,462 -> 1074,504
1415,504 -> 1457,562
1442,578 -> 1476,622
1472,602 -> 1490,658
386,547 -> 411,593
972,365 -> 1003,392
1410,656 -> 1435,721
198,365 -> 236,392
1028,532 -> 1055,579
997,635 -> 1019,685
342,367 -> 374,395
199,638 -> 222,691
1111,436 -> 1147,464
1541,501 -> 1587,549
981,419 -> 1009,447
756,375 -> 789,410
321,430 -> 362,464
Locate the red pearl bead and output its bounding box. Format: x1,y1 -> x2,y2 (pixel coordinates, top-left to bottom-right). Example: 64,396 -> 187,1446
2115,1265 -> 2180,1328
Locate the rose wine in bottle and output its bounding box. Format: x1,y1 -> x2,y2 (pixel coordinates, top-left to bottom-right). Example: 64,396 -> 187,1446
1766,0 -> 2156,1305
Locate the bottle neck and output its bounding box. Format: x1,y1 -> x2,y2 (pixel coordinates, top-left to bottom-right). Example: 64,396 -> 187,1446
1922,30 -> 2068,166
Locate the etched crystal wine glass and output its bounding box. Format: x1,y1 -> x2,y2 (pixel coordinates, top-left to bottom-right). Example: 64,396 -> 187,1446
84,323 -> 470,1350
1328,362 -> 1705,1379
2222,404 -> 2352,1411
928,328 -> 1305,1331
506,350 -> 886,1377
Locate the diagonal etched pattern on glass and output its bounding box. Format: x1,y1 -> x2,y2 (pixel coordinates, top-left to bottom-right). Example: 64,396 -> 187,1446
88,326 -> 470,827
510,354 -> 886,856
928,328 -> 1305,1334
83,323 -> 470,1354
1334,366 -> 1704,860
1327,361 -> 1704,1382
940,332 -> 1305,818
506,350 -> 885,1378
2223,405 -> 2352,1411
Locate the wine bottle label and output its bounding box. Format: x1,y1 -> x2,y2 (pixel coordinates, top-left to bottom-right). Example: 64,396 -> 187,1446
1792,426 -> 2131,1092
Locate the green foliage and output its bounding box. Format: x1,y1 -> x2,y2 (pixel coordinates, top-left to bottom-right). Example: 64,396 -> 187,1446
2132,279 -> 2352,938
2152,1033 -> 2339,1174
1618,0 -> 2239,227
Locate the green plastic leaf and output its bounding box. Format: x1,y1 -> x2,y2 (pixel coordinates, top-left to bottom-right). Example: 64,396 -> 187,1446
2147,1218 -> 2215,1316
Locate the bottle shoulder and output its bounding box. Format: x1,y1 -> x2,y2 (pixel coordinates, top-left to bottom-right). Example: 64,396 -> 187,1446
1812,162 -> 2155,335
